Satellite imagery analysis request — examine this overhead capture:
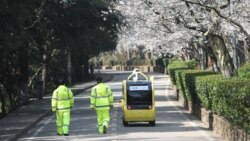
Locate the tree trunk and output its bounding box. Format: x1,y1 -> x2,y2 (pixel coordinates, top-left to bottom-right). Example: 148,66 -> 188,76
41,64 -> 46,97
67,48 -> 72,86
71,48 -> 83,83
244,38 -> 250,63
199,47 -> 206,70
212,61 -> 219,72
18,43 -> 29,104
0,84 -> 6,116
42,45 -> 47,97
73,61 -> 83,83
237,40 -> 245,66
231,30 -> 238,73
206,33 -> 234,77
83,55 -> 90,79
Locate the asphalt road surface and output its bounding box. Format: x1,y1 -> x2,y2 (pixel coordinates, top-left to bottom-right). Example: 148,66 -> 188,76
18,71 -> 223,141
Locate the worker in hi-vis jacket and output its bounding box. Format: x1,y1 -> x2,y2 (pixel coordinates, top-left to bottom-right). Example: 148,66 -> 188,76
52,79 -> 74,136
90,76 -> 113,134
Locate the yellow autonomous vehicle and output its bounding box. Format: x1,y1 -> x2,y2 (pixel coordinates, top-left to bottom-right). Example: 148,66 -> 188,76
121,69 -> 155,126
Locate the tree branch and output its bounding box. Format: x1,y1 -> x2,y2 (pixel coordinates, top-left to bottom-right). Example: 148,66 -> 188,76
24,0 -> 46,30
220,0 -> 230,9
178,14 -> 207,33
185,2 -> 200,23
28,66 -> 42,88
24,19 -> 40,30
161,24 -> 174,33
141,1 -> 174,33
180,0 -> 250,42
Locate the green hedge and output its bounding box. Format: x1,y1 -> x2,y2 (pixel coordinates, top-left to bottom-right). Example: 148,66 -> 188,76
181,70 -> 217,102
196,76 -> 250,132
175,69 -> 193,99
211,78 -> 250,132
238,63 -> 250,78
168,60 -> 250,132
168,60 -> 195,85
195,74 -> 223,109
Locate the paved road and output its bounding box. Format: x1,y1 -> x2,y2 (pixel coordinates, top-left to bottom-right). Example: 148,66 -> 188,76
17,71 -> 223,141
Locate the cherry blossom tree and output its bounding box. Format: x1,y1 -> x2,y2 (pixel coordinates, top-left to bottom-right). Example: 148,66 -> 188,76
114,0 -> 250,77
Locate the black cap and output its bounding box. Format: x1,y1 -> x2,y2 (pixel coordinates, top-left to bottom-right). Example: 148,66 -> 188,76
96,76 -> 103,83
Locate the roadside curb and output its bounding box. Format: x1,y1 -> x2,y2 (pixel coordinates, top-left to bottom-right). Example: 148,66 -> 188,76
7,110 -> 52,141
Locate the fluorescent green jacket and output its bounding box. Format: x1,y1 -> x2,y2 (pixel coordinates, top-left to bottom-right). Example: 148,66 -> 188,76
90,83 -> 113,110
51,85 -> 74,111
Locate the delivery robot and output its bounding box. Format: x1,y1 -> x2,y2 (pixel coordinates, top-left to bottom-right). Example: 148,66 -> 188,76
121,69 -> 155,126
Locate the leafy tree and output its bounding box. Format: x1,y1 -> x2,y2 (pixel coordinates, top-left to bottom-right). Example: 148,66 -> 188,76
0,0 -> 121,117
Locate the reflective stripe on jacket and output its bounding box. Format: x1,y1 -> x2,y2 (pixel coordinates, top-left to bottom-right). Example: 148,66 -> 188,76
52,85 -> 74,111
90,83 -> 113,110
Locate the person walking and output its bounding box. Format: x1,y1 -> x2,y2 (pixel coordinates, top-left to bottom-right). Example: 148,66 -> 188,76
51,79 -> 74,136
90,76 -> 113,134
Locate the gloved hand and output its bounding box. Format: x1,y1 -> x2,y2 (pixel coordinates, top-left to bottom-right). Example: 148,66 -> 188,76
52,109 -> 56,112
90,105 -> 95,110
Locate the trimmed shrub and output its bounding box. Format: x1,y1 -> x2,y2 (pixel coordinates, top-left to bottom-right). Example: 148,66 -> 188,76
238,63 -> 250,78
168,60 -> 250,133
168,60 -> 195,85
168,61 -> 188,85
211,78 -> 250,132
175,69 -> 193,100
195,74 -> 223,109
185,59 -> 196,69
181,70 -> 218,102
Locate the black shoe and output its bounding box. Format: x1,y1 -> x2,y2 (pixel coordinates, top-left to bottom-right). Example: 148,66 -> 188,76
57,133 -> 63,136
64,134 -> 69,136
103,126 -> 107,134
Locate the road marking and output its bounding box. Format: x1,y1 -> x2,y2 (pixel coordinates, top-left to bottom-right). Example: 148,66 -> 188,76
27,115 -> 54,140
